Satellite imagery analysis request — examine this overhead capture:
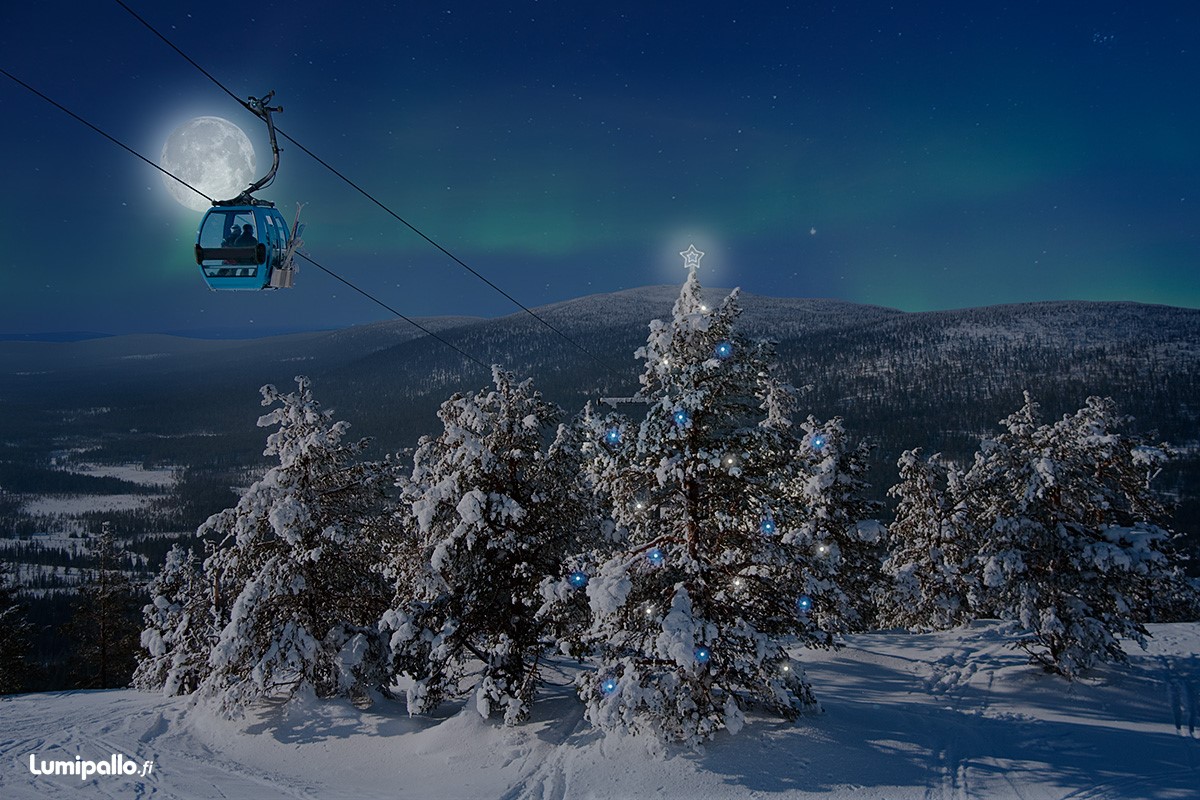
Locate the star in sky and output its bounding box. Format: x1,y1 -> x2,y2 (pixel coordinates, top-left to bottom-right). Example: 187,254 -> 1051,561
680,244 -> 705,270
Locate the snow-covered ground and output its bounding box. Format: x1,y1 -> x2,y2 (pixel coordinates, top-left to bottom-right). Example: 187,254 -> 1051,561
19,494 -> 160,516
65,463 -> 178,488
5,563 -> 91,596
1,622 -> 1196,800
0,531 -> 87,553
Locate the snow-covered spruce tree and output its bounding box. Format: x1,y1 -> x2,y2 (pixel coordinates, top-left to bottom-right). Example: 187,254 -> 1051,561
382,367 -> 591,724
963,393 -> 1180,678
1135,565 -> 1200,623
0,560 -> 32,694
880,449 -> 973,631
64,521 -> 143,689
794,415 -> 883,631
199,377 -> 392,713
133,544 -> 212,695
573,249 -> 882,745
534,413 -> 615,663
0,483 -> 18,523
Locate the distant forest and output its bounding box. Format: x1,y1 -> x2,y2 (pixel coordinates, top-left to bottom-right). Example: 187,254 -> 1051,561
2,294 -> 1199,689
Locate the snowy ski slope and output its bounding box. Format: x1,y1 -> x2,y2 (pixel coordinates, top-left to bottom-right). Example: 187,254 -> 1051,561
1,622 -> 1196,799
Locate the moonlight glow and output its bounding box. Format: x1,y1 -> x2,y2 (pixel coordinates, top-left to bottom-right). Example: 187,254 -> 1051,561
159,116 -> 256,212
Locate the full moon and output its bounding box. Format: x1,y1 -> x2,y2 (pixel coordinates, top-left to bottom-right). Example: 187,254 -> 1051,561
159,116 -> 256,212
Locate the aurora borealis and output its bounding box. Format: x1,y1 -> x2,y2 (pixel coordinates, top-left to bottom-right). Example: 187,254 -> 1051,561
1,1 -> 1197,335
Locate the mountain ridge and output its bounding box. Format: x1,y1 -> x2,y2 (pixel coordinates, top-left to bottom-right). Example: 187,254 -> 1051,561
1,286 -> 1196,541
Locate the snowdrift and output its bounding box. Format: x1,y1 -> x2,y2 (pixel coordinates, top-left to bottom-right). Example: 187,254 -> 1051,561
2,622 -> 1197,799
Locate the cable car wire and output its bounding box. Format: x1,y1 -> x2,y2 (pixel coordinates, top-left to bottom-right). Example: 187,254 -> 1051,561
112,0 -> 622,378
295,251 -> 490,370
0,65 -> 490,371
0,66 -> 213,204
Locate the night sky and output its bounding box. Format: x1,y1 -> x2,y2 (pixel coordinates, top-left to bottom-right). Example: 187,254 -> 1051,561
2,1 -> 1197,336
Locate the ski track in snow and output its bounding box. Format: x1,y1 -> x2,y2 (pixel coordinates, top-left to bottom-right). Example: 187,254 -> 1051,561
497,693 -> 587,800
1158,654 -> 1198,739
3,623 -> 1199,800
1,693 -> 319,799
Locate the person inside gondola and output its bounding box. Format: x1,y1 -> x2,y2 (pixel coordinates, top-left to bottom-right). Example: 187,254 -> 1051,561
233,223 -> 257,247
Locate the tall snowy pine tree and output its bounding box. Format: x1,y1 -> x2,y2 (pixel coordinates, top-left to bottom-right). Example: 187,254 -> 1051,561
199,377 -> 391,713
793,415 -> 882,631
963,394 -> 1181,677
64,521 -> 142,689
573,248 -> 874,745
0,560 -> 32,694
880,449 -> 973,631
133,543 -> 213,696
382,367 -> 591,724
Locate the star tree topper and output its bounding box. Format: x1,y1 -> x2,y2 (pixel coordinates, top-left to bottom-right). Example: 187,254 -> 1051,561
680,244 -> 705,272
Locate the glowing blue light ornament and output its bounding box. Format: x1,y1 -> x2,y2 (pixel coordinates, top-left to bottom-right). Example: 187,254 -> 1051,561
694,647 -> 711,664
673,409 -> 689,427
796,595 -> 813,614
600,676 -> 618,695
760,515 -> 777,536
604,427 -> 621,446
568,570 -> 588,588
714,340 -> 733,359
646,548 -> 665,567
811,433 -> 827,451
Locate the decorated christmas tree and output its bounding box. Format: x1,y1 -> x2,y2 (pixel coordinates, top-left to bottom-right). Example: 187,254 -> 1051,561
791,414 -> 883,632
569,246 -> 877,745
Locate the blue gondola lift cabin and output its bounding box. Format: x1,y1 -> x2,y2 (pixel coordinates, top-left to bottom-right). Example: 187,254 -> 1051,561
193,92 -> 300,290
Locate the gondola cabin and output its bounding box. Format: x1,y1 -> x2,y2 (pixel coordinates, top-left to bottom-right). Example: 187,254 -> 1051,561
194,204 -> 294,290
